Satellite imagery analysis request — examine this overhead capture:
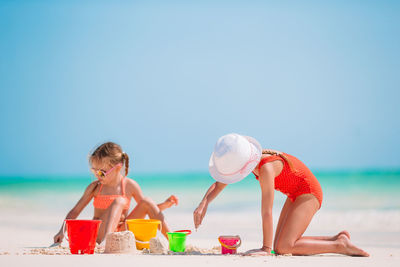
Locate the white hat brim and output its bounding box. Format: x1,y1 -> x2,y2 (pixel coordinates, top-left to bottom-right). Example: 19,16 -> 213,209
209,135 -> 262,184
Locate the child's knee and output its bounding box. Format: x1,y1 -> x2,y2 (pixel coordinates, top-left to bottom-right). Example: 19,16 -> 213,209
139,197 -> 155,207
274,240 -> 294,255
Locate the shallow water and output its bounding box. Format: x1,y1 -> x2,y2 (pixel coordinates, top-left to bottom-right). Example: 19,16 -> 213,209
0,170 -> 399,247
1,170 -> 399,210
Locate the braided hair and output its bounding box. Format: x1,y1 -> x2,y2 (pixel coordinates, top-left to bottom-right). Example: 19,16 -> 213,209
89,142 -> 130,176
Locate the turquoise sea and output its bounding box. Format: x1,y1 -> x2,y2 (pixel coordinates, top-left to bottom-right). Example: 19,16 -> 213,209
0,170 -> 399,248
1,170 -> 399,212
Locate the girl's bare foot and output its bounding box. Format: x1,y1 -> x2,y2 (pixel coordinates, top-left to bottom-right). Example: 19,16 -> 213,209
333,230 -> 351,240
164,195 -> 179,209
337,235 -> 369,257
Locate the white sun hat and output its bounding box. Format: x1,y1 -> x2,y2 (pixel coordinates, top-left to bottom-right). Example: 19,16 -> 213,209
209,133 -> 262,184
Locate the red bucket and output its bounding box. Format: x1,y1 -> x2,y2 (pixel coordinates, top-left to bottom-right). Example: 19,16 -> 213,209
218,235 -> 241,254
64,219 -> 101,254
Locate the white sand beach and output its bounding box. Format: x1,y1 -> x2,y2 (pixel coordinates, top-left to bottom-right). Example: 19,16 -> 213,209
1,172 -> 399,267
1,207 -> 399,267
1,249 -> 399,267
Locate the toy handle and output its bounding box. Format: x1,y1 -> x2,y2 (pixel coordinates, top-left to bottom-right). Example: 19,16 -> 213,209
174,230 -> 192,235
62,220 -> 69,242
218,236 -> 242,249
135,239 -> 150,245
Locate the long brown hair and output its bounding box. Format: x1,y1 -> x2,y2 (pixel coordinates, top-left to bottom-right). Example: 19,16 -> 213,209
89,142 -> 130,176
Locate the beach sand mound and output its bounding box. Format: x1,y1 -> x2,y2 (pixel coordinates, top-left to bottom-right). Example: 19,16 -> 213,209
149,237 -> 168,254
104,231 -> 137,254
168,244 -> 220,255
26,244 -> 105,255
145,240 -> 220,255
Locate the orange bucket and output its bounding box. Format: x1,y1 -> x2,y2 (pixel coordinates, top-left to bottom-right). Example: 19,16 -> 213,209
126,219 -> 161,250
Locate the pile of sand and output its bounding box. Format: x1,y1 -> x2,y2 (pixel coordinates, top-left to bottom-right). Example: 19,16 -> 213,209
22,238 -> 220,256
184,244 -> 220,255
149,237 -> 168,254
168,244 -> 220,255
104,231 -> 137,254
146,238 -> 220,255
26,244 -> 105,255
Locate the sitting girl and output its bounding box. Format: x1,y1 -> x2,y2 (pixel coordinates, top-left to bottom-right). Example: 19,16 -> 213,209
54,142 -> 178,244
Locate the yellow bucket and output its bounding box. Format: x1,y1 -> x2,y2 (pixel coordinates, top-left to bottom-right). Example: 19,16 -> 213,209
126,219 -> 161,250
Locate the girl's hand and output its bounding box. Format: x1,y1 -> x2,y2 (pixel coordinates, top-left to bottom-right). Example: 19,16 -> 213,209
164,195 -> 179,208
117,214 -> 127,231
53,230 -> 64,244
243,247 -> 273,256
193,202 -> 208,229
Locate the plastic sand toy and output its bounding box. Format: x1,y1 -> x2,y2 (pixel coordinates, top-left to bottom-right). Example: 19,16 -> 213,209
64,219 -> 101,254
218,235 -> 241,254
126,219 -> 161,250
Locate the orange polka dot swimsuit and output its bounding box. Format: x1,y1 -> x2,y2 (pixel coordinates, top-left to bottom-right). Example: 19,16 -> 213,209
253,153 -> 323,207
93,178 -> 131,211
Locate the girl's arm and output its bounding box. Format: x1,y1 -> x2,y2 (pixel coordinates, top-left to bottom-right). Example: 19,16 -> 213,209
129,179 -> 145,204
193,182 -> 227,229
53,182 -> 97,243
244,163 -> 275,256
258,163 -> 276,253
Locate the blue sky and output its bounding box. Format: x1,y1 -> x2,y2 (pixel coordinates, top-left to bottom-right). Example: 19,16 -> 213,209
0,0 -> 399,175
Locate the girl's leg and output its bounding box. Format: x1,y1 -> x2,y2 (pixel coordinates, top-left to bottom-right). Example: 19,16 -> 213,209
301,230 -> 351,241
273,198 -> 349,249
274,194 -> 369,256
125,197 -> 171,238
96,197 -> 127,243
